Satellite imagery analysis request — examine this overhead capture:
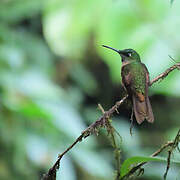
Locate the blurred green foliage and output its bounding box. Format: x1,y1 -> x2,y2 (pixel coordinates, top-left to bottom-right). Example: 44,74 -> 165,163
0,0 -> 180,180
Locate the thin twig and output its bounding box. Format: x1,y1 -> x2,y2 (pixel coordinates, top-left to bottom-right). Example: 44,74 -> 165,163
42,63 -> 180,180
98,103 -> 105,114
163,129 -> 180,179
164,150 -> 171,180
110,126 -> 121,180
130,108 -> 134,136
151,141 -> 174,157
106,121 -> 121,179
149,62 -> 180,86
168,55 -> 177,63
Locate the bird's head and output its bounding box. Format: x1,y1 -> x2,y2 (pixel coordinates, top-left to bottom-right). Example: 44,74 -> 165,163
102,45 -> 141,62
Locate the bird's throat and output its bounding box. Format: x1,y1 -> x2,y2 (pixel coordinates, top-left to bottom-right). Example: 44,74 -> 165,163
122,60 -> 136,66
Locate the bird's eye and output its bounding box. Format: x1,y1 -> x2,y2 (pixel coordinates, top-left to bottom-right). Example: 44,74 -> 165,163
128,52 -> 132,57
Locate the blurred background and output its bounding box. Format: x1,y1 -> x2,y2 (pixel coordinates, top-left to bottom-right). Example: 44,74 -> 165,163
0,0 -> 180,179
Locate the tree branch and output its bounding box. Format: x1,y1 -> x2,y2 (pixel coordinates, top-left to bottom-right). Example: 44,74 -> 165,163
42,62 -> 180,180
149,62 -> 180,86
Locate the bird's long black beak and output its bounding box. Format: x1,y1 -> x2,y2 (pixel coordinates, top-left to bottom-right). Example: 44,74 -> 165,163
102,45 -> 126,56
102,45 -> 120,53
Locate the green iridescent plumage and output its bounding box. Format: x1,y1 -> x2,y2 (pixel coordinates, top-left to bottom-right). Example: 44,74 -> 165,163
122,62 -> 146,94
102,45 -> 154,124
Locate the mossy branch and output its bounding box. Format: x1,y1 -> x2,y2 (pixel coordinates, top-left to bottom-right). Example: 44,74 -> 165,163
42,62 -> 180,180
98,104 -> 121,180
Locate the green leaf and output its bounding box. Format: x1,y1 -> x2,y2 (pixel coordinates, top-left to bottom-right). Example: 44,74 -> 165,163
120,156 -> 180,177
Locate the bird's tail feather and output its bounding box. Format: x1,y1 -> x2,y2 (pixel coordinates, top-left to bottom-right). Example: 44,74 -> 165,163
132,95 -> 154,124
146,96 -> 154,123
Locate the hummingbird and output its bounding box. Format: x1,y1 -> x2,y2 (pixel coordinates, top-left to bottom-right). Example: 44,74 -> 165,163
102,45 -> 154,124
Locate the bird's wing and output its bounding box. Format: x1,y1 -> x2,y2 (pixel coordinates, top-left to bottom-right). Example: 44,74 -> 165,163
142,63 -> 150,85
121,63 -> 148,99
121,65 -> 133,92
130,63 -> 147,97
142,63 -> 154,123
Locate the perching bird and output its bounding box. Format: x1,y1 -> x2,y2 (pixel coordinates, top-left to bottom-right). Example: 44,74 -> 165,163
102,45 -> 154,124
